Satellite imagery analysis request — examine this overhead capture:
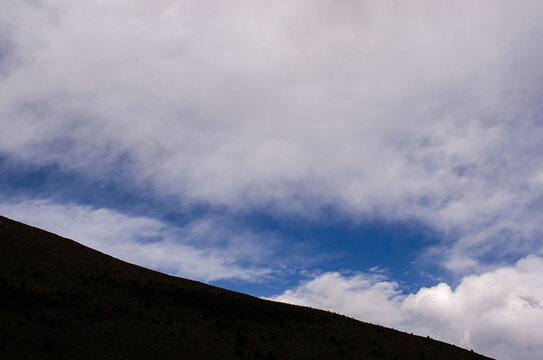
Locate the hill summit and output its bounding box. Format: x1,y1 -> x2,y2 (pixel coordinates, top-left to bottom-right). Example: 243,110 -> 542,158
0,215 -> 492,359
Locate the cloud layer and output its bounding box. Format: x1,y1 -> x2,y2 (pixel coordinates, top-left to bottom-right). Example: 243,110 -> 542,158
2,1 -> 543,272
271,256 -> 543,360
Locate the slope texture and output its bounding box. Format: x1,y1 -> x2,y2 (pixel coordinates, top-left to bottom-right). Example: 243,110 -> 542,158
0,216 -> 492,360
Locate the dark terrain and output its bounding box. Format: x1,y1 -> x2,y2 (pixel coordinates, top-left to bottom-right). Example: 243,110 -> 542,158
0,215 -> 493,359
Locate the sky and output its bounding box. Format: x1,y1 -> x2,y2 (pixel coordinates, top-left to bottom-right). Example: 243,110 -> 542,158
1,1 -> 543,359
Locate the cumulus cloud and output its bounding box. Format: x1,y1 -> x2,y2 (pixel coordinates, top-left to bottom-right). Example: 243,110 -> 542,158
270,256 -> 543,360
268,271 -> 405,326
0,199 -> 273,282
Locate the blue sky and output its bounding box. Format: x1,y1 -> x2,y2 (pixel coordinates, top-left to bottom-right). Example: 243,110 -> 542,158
0,153 -> 444,294
2,1 -> 543,359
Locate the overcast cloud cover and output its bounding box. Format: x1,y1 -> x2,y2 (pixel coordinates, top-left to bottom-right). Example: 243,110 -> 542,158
2,1 -> 543,359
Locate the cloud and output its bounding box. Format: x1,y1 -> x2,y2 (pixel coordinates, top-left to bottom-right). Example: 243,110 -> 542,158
270,256 -> 543,360
0,199 -> 273,282
2,1 -> 543,271
268,271 -> 405,326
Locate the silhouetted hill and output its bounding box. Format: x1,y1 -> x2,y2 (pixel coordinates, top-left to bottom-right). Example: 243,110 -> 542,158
0,215 -> 492,359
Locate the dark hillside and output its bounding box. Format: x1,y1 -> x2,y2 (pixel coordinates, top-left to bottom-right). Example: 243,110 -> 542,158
0,215 -> 492,359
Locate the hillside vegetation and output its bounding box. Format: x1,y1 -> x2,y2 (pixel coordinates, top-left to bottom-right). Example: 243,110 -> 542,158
0,215 -> 492,359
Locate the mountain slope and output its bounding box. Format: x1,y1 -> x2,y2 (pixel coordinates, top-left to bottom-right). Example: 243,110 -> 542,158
0,215 -> 492,359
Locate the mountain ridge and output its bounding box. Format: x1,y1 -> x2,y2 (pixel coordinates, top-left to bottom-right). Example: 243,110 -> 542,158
0,215 -> 492,359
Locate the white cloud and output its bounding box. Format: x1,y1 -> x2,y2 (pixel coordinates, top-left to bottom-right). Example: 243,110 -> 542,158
268,271 -> 405,326
0,199 -> 273,282
1,1 -> 543,271
270,256 -> 543,360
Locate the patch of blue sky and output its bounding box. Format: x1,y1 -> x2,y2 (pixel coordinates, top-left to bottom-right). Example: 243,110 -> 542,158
217,212 -> 446,297
1,152 -> 450,297
1,153 -> 167,218
2,157 -> 118,206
